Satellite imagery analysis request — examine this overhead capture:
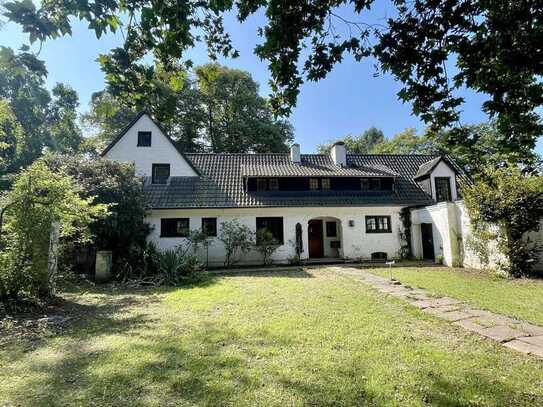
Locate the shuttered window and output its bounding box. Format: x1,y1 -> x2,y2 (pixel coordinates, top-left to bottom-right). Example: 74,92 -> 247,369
137,131 -> 152,147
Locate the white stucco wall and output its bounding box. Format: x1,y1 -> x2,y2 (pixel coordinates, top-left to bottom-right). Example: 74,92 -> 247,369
412,200 -> 543,272
411,202 -> 461,266
146,206 -> 405,266
104,114 -> 198,177
429,161 -> 458,201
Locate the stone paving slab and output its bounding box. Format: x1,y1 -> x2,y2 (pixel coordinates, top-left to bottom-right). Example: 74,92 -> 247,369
479,325 -> 528,342
332,266 -> 543,360
518,335 -> 543,348
453,319 -> 490,335
423,308 -> 473,322
517,323 -> 543,337
504,340 -> 543,358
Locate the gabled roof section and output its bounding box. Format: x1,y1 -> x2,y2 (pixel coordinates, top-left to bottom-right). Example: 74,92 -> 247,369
241,154 -> 399,178
100,111 -> 201,176
144,153 -> 443,209
414,156 -> 458,180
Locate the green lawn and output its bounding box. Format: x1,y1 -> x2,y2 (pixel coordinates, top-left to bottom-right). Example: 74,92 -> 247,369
370,266 -> 543,326
2,268 -> 543,406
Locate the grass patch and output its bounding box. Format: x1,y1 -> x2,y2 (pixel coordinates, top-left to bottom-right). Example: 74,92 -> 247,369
1,268 -> 543,406
370,267 -> 543,325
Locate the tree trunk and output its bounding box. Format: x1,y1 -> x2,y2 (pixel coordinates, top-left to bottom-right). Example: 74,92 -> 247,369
47,221 -> 61,298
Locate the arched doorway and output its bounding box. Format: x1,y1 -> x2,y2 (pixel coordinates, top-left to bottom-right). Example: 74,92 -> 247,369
307,217 -> 343,259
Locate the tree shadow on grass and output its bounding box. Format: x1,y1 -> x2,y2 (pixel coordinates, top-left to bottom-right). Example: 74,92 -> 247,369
8,317 -> 543,406
213,268 -> 314,279
3,272 -> 543,406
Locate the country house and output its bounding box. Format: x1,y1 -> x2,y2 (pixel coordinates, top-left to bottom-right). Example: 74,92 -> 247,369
102,111 -> 500,268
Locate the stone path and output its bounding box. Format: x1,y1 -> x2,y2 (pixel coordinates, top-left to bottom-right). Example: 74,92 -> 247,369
332,266 -> 543,359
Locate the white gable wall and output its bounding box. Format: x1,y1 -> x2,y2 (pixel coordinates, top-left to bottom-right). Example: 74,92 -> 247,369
429,161 -> 458,201
104,114 -> 197,177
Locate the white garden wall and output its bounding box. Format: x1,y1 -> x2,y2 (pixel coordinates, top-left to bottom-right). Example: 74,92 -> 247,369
146,206 -> 405,267
411,201 -> 543,271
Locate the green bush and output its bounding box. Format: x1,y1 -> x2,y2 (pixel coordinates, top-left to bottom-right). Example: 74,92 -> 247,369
0,160 -> 107,302
218,219 -> 254,267
462,166 -> 543,277
45,153 -> 150,279
157,248 -> 202,285
256,228 -> 279,265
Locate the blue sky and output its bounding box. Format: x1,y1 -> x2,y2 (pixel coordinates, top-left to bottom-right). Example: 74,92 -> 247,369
1,5 -> 541,155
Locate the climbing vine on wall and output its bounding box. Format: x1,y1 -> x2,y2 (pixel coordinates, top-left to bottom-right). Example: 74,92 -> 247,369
462,166 -> 543,277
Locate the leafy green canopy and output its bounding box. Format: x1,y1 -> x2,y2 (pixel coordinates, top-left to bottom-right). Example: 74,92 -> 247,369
0,46 -> 82,173
318,123 -> 541,177
85,63 -> 294,153
317,127 -> 385,154
462,166 -> 543,277
44,153 -> 151,277
4,1 -> 543,160
0,160 -> 107,300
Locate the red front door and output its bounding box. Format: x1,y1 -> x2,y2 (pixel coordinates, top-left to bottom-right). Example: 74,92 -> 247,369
308,219 -> 324,258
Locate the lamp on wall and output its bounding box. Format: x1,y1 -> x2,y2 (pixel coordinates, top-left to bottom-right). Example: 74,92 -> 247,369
348,220 -> 355,227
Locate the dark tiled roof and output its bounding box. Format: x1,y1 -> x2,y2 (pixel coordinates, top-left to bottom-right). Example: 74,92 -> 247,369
241,155 -> 398,177
414,156 -> 442,179
144,153 -> 449,209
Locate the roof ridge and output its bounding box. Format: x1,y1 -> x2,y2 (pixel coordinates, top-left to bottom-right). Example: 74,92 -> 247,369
347,153 -> 439,157
186,152 -> 289,156
186,152 -> 439,157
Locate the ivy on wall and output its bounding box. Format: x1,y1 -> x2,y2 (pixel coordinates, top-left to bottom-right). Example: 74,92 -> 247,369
462,166 -> 543,277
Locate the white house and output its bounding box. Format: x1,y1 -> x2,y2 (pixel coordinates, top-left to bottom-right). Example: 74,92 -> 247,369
102,112 -> 467,267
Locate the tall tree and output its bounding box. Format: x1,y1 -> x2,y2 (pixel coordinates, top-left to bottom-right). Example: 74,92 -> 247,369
196,63 -> 293,153
430,124 -> 542,176
82,91 -> 138,143
47,83 -> 82,153
0,99 -> 23,174
317,127 -> 384,154
0,46 -> 50,169
92,59 -> 206,152
85,63 -> 293,153
0,46 -> 83,172
5,1 -> 542,163
372,128 -> 437,155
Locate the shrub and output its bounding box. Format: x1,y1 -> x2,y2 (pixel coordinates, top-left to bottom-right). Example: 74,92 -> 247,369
157,248 -> 202,285
462,166 -> 543,277
218,219 -> 254,267
0,160 -> 107,302
45,153 -> 150,279
256,228 -> 280,265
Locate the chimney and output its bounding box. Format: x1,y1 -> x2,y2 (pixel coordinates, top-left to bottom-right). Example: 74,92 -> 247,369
290,143 -> 301,163
330,141 -> 346,167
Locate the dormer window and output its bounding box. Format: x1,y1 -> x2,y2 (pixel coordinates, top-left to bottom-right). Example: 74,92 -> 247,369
269,178 -> 279,191
370,178 -> 381,191
257,178 -> 267,191
137,131 -> 152,147
152,164 -> 170,184
435,177 -> 452,202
